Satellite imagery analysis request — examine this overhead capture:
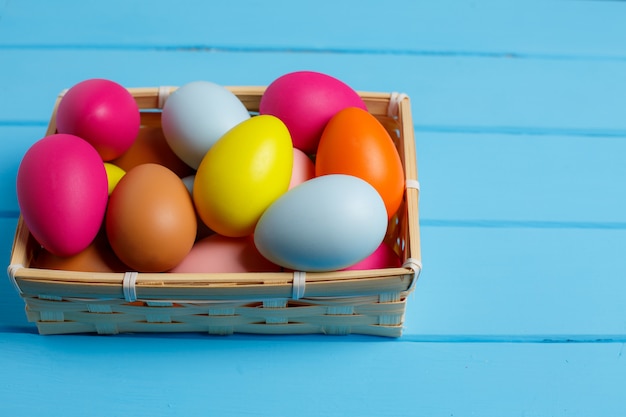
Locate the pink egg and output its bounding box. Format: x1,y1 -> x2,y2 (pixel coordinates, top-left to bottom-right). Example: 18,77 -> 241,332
56,78 -> 140,161
342,242 -> 402,271
16,134 -> 109,257
170,234 -> 282,273
259,71 -> 367,154
289,148 -> 315,190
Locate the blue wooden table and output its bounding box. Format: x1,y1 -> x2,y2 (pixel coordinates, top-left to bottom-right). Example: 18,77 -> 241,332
2,1 -> 626,415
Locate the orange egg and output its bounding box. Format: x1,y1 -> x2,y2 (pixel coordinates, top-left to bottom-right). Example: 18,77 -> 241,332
33,229 -> 128,273
315,107 -> 405,218
105,163 -> 197,272
112,126 -> 195,178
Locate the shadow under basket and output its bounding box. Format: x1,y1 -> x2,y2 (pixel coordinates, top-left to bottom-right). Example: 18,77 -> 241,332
7,86 -> 422,338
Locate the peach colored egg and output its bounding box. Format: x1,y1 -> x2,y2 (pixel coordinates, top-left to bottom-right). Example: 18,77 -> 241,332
170,234 -> 281,273
289,148 -> 315,189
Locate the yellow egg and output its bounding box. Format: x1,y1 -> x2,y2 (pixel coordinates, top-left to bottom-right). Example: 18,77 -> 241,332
104,162 -> 126,195
193,115 -> 293,237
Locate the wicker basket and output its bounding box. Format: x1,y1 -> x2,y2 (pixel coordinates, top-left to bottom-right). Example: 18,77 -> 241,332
7,86 -> 421,337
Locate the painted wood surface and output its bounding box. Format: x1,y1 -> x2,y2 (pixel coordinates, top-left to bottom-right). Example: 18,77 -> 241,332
1,1 -> 625,416
1,332 -> 625,417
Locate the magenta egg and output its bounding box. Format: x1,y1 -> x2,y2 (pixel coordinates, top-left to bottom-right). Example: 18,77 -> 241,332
259,71 -> 367,155
342,242 -> 402,271
16,134 -> 109,257
56,78 -> 140,161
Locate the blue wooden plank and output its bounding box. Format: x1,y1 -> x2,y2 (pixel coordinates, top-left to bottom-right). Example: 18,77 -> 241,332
405,226 -> 626,338
0,126 -> 47,215
1,0 -> 625,59
0,218 -> 30,332
417,132 -> 626,224
1,333 -> 624,417
1,50 -> 626,134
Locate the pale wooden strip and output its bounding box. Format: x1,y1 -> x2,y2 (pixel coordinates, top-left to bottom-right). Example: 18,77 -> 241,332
25,294 -> 406,335
125,86 -> 393,114
398,96 -> 421,267
353,301 -> 407,315
33,315 -> 403,337
14,270 -> 414,302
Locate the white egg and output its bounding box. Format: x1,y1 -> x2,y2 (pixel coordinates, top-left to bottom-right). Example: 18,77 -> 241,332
161,81 -> 251,169
254,174 -> 388,271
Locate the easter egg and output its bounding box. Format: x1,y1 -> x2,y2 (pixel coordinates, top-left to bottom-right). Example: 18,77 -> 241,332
181,174 -> 215,241
56,78 -> 140,161
111,125 -> 195,178
181,175 -> 195,194
16,134 -> 109,257
193,115 -> 293,237
316,107 -> 405,219
33,230 -> 128,273
254,174 -> 388,271
170,234 -> 281,273
342,242 -> 401,271
289,148 -> 315,190
106,163 -> 197,272
161,81 -> 251,169
103,163 -> 125,195
259,71 -> 367,154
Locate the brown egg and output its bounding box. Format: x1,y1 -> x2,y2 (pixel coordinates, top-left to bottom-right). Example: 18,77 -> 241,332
111,126 -> 195,178
105,163 -> 197,272
33,229 -> 128,273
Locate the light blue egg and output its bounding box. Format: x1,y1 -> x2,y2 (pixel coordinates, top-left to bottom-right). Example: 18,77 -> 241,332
161,81 -> 251,169
254,174 -> 388,271
181,174 -> 195,195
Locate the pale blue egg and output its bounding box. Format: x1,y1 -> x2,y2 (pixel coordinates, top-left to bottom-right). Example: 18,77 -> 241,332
254,174 -> 388,271
161,81 -> 251,169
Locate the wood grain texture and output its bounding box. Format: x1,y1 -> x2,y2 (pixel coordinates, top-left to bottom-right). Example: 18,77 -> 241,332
407,226 -> 626,338
417,132 -> 626,224
1,1 -> 626,416
2,50 -> 626,133
1,0 -> 625,58
1,333 -> 625,417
